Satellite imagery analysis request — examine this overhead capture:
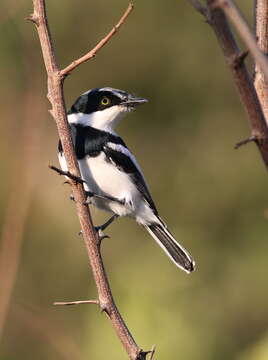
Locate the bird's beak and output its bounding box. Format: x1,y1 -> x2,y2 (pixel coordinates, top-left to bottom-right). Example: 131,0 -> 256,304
121,95 -> 148,107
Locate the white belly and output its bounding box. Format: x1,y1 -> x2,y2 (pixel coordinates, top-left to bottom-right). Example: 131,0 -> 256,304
58,152 -> 156,223
80,153 -> 139,214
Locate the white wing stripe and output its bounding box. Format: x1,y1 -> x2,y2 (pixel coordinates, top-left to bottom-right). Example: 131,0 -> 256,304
106,142 -> 143,174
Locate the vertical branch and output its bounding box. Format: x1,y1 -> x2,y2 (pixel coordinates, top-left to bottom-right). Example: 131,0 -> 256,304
28,1 -> 148,359
255,0 -> 268,123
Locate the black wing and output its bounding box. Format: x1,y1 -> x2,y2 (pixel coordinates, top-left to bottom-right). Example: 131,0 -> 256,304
103,145 -> 158,215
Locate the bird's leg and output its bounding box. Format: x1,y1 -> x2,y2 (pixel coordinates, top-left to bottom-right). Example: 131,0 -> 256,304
84,191 -> 125,205
96,214 -> 119,232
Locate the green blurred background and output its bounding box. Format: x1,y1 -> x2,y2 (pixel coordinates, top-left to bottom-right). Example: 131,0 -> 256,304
1,1 -> 268,359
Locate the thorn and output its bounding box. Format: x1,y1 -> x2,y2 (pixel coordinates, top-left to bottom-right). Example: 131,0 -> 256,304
232,50 -> 249,69
234,135 -> 257,149
136,344 -> 156,360
136,351 -> 149,360
25,13 -> 39,26
99,300 -> 111,315
53,300 -> 99,306
78,230 -> 83,236
69,194 -> 75,202
48,109 -> 55,118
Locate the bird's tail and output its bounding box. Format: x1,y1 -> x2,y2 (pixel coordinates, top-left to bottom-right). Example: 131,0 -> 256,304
144,220 -> 195,273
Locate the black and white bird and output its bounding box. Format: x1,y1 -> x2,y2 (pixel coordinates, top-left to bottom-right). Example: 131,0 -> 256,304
58,87 -> 195,273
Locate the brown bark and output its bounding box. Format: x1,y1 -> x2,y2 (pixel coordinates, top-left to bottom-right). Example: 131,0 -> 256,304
255,0 -> 268,124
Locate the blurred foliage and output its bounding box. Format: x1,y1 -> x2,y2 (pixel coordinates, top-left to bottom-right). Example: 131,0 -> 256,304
0,0 -> 268,359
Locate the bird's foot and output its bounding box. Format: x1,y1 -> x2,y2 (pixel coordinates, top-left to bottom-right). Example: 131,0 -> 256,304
78,215 -> 118,243
78,228 -> 110,245
94,214 -> 119,245
96,229 -> 110,244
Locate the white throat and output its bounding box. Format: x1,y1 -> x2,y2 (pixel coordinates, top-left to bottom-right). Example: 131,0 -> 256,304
68,105 -> 129,133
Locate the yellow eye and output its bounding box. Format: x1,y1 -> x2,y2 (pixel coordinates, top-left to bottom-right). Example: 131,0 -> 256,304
101,97 -> 111,106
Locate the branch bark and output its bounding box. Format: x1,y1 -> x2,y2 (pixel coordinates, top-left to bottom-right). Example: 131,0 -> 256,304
188,0 -> 268,169
212,0 -> 268,83
60,3 -> 133,77
254,0 -> 268,124
28,1 -> 148,359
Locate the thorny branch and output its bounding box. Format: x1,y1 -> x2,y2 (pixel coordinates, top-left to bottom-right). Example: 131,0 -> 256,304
188,0 -> 268,169
28,1 -> 150,359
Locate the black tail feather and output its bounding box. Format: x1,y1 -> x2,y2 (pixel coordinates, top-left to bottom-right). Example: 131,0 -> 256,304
145,222 -> 195,273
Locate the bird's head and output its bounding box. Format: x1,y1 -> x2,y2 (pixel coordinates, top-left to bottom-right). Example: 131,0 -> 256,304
67,87 -> 148,132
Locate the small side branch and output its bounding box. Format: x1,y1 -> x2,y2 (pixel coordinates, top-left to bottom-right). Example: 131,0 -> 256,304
54,300 -> 99,306
60,3 -> 134,78
231,50 -> 249,70
49,165 -> 85,184
234,135 -> 257,149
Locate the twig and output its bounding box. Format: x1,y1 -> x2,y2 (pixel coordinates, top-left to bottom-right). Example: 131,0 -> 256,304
49,164 -> 85,184
254,0 -> 268,124
54,300 -> 99,306
29,1 -> 147,359
212,0 -> 268,84
234,135 -> 257,149
188,0 -> 268,169
60,3 -> 134,78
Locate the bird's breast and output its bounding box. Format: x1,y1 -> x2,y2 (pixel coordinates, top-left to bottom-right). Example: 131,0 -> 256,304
79,152 -> 138,216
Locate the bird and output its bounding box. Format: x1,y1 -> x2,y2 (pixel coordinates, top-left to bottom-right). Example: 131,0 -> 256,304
58,87 -> 195,273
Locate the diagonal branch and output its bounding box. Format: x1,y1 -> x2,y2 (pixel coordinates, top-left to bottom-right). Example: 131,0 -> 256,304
28,1 -> 148,359
60,3 -> 134,78
188,0 -> 268,169
212,0 -> 268,84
